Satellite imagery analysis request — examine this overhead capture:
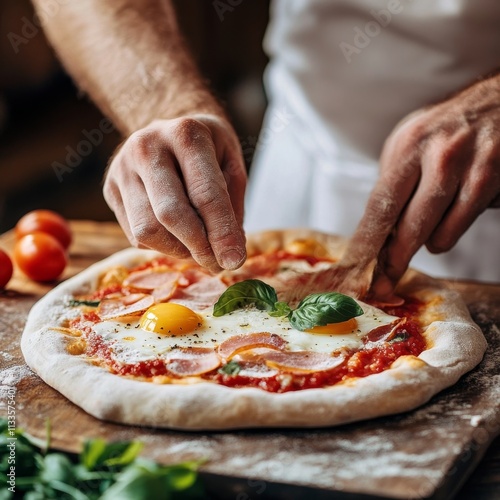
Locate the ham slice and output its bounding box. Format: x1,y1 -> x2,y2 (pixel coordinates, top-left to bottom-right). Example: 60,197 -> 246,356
98,293 -> 154,320
237,362 -> 279,379
218,332 -> 287,360
364,319 -> 406,347
166,348 -> 221,376
123,268 -> 181,291
221,253 -> 282,285
178,267 -> 212,286
171,276 -> 227,310
262,351 -> 345,373
151,281 -> 179,303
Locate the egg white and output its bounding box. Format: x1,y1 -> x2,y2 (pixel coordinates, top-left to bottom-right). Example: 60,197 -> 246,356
91,301 -> 398,365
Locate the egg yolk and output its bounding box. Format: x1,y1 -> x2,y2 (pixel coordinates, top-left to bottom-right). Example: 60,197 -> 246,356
306,317 -> 358,335
140,303 -> 202,335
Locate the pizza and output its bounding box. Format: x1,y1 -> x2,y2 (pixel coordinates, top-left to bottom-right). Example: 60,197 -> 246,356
21,229 -> 487,430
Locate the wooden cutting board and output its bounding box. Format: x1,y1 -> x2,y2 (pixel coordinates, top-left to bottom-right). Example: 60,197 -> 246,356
1,221 -> 499,499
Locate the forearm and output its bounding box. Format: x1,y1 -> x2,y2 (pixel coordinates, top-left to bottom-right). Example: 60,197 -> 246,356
32,0 -> 224,134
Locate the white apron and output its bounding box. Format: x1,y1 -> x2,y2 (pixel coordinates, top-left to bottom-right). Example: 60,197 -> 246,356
245,0 -> 500,282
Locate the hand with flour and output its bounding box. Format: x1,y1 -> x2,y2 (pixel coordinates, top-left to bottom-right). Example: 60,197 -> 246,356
104,115 -> 247,273
348,74 -> 500,299
32,0 -> 247,273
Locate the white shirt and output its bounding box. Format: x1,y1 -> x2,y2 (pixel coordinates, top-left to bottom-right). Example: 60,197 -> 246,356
245,0 -> 500,282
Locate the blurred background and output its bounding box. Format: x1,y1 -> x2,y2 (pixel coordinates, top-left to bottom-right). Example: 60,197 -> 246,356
0,0 -> 270,232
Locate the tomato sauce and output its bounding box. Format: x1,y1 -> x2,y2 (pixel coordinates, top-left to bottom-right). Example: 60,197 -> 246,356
86,284 -> 124,300
79,302 -> 425,392
68,253 -> 428,392
68,312 -> 101,334
85,333 -> 172,378
206,316 -> 425,393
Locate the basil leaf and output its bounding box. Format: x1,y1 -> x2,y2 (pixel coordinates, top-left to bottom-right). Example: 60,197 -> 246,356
289,292 -> 364,331
268,301 -> 292,317
213,279 -> 278,317
69,299 -> 100,307
218,360 -> 241,376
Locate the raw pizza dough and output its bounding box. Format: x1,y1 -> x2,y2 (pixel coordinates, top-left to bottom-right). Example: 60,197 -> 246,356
21,229 -> 487,430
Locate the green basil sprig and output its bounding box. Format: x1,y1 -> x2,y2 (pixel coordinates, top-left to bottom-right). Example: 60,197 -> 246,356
268,301 -> 292,317
288,293 -> 364,331
213,279 -> 278,316
213,279 -> 363,331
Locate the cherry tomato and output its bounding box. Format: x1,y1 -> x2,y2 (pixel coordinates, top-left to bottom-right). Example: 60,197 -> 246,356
15,209 -> 72,249
0,248 -> 13,288
14,232 -> 67,282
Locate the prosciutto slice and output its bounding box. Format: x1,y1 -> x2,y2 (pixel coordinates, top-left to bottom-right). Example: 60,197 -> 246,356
171,276 -> 227,310
167,348 -> 221,376
364,319 -> 406,347
218,333 -> 287,360
123,268 -> 181,291
262,351 -> 345,373
98,293 -> 154,320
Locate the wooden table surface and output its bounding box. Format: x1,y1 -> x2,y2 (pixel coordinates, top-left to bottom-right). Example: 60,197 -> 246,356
1,221 -> 499,499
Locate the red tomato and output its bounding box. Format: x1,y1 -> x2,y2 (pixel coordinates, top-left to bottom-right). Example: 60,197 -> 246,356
14,232 -> 67,282
0,248 -> 13,288
15,209 -> 72,249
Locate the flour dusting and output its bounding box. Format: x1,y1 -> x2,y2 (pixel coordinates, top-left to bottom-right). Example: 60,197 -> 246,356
1,351 -> 13,362
0,364 -> 35,409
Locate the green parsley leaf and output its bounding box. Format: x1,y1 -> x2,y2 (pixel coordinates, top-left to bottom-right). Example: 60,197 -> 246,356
0,418 -> 205,499
69,299 -> 101,307
99,460 -> 200,500
218,360 -> 241,376
40,453 -> 75,484
82,439 -> 143,470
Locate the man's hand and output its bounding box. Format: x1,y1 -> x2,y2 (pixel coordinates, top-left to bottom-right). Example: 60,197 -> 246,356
31,0 -> 248,271
348,75 -> 500,299
104,115 -> 247,273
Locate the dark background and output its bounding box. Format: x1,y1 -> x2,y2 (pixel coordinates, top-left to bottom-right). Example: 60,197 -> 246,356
0,0 -> 270,232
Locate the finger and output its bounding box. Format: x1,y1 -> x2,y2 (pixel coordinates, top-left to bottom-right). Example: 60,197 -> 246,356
210,123 -> 247,228
368,246 -> 405,304
345,138 -> 421,265
137,155 -> 223,273
169,119 -> 247,270
381,131 -> 470,283
125,179 -> 191,258
126,130 -> 221,270
103,177 -> 135,243
221,151 -> 247,228
105,169 -> 191,259
428,152 -> 500,253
